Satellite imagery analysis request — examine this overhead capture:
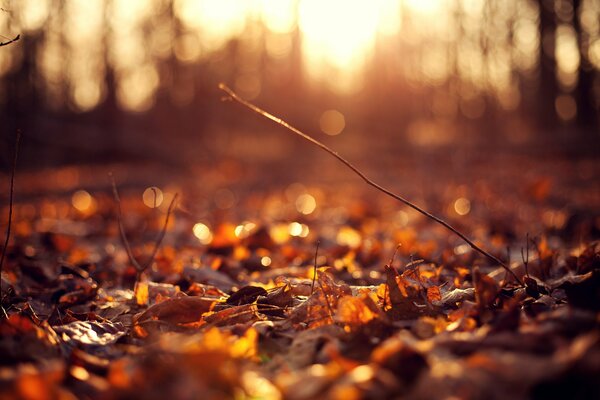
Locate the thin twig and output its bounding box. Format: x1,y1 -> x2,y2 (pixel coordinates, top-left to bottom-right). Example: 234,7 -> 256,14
310,240 -> 320,295
383,243 -> 401,310
521,232 -> 530,278
150,187 -> 158,209
109,173 -> 179,285
142,193 -> 178,272
1,130 -> 21,275
317,278 -> 335,323
218,83 -> 523,285
0,34 -> 19,47
109,173 -> 143,272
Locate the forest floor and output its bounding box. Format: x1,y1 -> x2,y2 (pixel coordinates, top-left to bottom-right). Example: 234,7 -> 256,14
1,150 -> 599,399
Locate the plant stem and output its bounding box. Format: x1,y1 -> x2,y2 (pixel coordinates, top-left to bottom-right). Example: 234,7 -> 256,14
1,130 -> 21,275
218,83 -> 523,285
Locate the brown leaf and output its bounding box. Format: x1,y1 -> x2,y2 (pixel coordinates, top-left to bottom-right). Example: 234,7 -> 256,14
426,286 -> 441,303
473,267 -> 499,312
133,296 -> 216,327
0,315 -> 61,364
371,334 -> 428,385
183,265 -> 237,292
54,320 -> 125,347
226,285 -> 268,306
432,287 -> 475,307
204,303 -> 261,327
335,295 -> 380,326
384,265 -> 424,320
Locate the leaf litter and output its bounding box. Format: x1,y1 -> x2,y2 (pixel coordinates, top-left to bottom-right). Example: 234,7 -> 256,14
1,99 -> 600,399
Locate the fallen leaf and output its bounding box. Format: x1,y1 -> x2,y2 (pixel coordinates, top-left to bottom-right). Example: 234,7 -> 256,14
54,320 -> 125,347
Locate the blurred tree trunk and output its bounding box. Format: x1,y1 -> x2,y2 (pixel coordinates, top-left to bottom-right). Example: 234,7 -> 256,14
537,0 -> 558,130
572,0 -> 598,131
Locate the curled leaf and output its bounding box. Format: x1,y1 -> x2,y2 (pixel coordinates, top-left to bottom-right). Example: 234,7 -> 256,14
133,296 -> 217,336
54,320 -> 125,347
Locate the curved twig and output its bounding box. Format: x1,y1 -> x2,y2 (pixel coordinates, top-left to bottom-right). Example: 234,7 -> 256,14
0,34 -> 20,47
218,83 -> 523,285
1,130 -> 21,274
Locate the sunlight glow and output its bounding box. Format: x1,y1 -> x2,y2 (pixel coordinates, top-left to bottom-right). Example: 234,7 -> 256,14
555,24 -> 580,90
298,0 -> 400,92
175,0 -> 249,51
7,0 -> 596,124
193,222 -> 213,244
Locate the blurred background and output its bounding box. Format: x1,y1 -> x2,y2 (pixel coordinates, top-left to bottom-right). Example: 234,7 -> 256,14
0,0 -> 599,170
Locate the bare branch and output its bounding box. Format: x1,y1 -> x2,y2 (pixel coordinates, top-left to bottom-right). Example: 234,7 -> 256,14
1,130 -> 21,276
142,193 -> 178,272
0,34 -> 20,47
310,240 -> 320,295
218,83 -> 523,285
109,173 -> 143,273
110,173 -> 179,286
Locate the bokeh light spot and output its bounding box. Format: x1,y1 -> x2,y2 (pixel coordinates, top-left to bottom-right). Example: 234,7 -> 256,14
454,198 -> 471,216
319,110 -> 345,136
142,187 -> 164,209
295,193 -> 316,215
193,222 -> 213,244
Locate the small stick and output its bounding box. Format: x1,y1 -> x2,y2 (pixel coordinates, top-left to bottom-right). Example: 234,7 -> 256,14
142,193 -> 178,273
109,173 -> 178,285
0,34 -> 20,47
110,173 -> 143,273
1,130 -> 21,275
317,279 -> 335,323
150,187 -> 158,209
521,232 -> 530,278
383,243 -> 401,310
310,240 -> 320,295
218,83 -> 523,285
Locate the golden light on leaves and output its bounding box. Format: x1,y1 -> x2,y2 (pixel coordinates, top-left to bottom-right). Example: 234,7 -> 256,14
348,364 -> 375,383
336,227 -> 362,248
242,371 -> 282,400
135,281 -> 149,306
142,186 -> 164,208
319,110 -> 345,136
71,190 -> 96,214
70,366 -> 90,381
269,223 -> 290,244
336,296 -> 378,326
295,193 -> 317,215
453,197 -> 471,216
193,222 -> 213,244
426,286 -> 441,303
231,327 -> 258,358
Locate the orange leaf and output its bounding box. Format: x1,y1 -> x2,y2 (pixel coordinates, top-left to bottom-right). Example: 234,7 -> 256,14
426,286 -> 441,303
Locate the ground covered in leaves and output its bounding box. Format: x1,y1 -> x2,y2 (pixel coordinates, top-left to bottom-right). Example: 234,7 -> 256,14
1,153 -> 599,399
